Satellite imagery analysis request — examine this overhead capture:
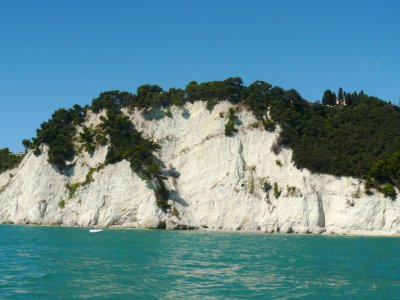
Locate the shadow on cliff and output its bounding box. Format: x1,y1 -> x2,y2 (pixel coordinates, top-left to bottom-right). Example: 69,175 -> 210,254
169,190 -> 189,207
145,181 -> 188,207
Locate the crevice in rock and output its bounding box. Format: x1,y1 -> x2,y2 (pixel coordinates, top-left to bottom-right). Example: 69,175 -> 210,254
316,192 -> 326,228
38,200 -> 48,219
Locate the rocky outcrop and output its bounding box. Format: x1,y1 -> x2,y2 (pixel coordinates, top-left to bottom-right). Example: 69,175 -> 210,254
1,102 -> 399,235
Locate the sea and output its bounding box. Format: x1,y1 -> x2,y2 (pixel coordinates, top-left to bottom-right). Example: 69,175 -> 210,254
0,225 -> 399,299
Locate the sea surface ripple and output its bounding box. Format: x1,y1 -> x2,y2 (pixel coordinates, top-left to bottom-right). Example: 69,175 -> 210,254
0,225 -> 399,299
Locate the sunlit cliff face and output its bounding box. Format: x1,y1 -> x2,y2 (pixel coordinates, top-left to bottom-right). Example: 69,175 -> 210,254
0,101 -> 399,236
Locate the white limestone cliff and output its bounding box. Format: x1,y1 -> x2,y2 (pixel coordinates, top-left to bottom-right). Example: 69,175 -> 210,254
1,101 -> 399,235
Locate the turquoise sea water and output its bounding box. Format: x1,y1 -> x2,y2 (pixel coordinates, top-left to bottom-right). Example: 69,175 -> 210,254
0,225 -> 399,299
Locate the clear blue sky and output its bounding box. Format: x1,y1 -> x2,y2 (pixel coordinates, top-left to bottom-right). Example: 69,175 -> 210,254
1,0 -> 399,151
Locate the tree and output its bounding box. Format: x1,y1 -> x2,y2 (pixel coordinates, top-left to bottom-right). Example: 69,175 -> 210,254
338,87 -> 344,105
0,148 -> 23,173
380,183 -> 396,198
224,120 -> 236,136
22,139 -> 32,152
322,90 -> 335,106
345,93 -> 353,105
136,85 -> 164,109
386,151 -> 400,188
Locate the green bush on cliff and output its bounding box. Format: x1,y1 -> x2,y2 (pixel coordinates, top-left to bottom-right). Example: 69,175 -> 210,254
365,151 -> 400,198
25,105 -> 86,171
224,108 -> 238,136
273,182 -> 281,199
0,148 -> 23,173
380,184 -> 396,198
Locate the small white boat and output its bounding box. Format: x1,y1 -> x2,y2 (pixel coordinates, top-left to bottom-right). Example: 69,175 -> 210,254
89,228 -> 103,233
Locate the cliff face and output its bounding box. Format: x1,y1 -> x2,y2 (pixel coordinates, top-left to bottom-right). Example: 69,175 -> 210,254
1,102 -> 400,235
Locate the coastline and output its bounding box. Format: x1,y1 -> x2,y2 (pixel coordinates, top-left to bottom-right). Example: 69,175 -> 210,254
1,222 -> 399,237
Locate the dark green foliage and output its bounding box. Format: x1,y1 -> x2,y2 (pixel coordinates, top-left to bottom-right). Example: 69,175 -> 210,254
0,148 -> 23,173
91,87 -> 185,112
263,180 -> 272,194
224,120 -> 236,136
165,109 -> 173,118
186,77 -> 243,104
47,136 -> 75,170
241,81 -> 273,119
224,108 -> 238,136
80,127 -> 95,153
26,106 -> 86,171
22,139 -> 32,152
273,182 -> 281,199
102,107 -> 160,173
262,119 -> 275,132
386,152 -> 400,182
58,200 -> 65,209
166,88 -> 185,106
364,176 -> 375,194
272,92 -> 400,178
338,88 -> 344,105
153,177 -> 170,210
380,183 -> 396,198
322,90 -> 336,106
80,127 -> 107,153
84,167 -> 96,186
91,91 -> 133,113
366,151 -> 400,197
206,99 -> 216,112
135,84 -> 164,109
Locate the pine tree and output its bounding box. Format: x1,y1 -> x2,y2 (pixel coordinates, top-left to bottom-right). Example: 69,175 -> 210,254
322,90 -> 335,106
338,88 -> 344,105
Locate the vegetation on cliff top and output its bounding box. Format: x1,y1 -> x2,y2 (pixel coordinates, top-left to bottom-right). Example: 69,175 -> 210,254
16,77 -> 400,200
24,105 -> 86,170
0,148 -> 23,173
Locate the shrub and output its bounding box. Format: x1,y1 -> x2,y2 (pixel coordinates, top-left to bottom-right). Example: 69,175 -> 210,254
66,182 -> 81,199
379,183 -> 396,198
364,176 -> 374,194
83,167 -> 96,186
225,120 -> 237,136
286,186 -> 301,197
263,180 -> 272,194
58,200 -> 65,209
206,99 -> 216,112
224,108 -> 238,136
165,109 -> 173,118
262,118 -> 276,132
275,160 -> 282,167
0,148 -> 23,173
250,122 -> 259,128
273,182 -> 281,199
